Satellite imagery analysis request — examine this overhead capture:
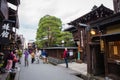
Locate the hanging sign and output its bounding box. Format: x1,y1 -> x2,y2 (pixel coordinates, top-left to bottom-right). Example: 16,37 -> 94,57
0,22 -> 12,44
0,23 -> 10,38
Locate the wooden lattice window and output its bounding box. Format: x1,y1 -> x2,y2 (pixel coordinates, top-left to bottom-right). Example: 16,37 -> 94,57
108,41 -> 120,60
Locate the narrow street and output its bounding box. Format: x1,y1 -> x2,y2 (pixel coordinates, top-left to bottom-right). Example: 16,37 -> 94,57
18,56 -> 83,80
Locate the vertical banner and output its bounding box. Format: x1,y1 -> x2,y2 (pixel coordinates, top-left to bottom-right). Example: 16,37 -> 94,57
0,21 -> 12,44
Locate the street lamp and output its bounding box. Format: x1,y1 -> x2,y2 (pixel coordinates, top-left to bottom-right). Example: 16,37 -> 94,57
90,29 -> 96,35
61,40 -> 64,47
90,26 -> 104,52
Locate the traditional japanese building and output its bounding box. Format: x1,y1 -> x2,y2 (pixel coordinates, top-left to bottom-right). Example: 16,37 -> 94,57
88,0 -> 120,79
65,4 -> 114,63
64,3 -> 120,79
0,0 -> 20,51
90,12 -> 120,80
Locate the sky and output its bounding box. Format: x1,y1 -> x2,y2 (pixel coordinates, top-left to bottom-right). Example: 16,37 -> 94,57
17,0 -> 113,42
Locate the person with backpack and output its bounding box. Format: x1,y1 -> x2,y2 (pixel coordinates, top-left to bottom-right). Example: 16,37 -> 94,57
63,48 -> 69,68
41,49 -> 48,64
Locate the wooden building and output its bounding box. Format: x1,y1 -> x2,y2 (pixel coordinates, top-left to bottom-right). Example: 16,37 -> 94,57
65,4 -> 114,63
0,0 -> 21,76
89,11 -> 120,80
0,0 -> 21,73
88,0 -> 120,79
65,1 -> 119,79
0,0 -> 20,51
43,47 -> 78,64
45,47 -> 78,59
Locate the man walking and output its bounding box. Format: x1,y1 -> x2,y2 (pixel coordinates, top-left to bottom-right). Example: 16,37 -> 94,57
63,48 -> 69,68
24,49 -> 29,67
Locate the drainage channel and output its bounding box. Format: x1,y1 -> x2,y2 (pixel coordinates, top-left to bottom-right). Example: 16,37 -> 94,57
75,74 -> 101,80
75,74 -> 88,80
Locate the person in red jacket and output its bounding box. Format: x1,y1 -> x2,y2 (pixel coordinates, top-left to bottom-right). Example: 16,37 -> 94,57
63,48 -> 68,68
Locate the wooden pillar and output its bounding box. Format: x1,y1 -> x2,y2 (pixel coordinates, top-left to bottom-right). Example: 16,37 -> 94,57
86,30 -> 92,75
104,38 -> 109,77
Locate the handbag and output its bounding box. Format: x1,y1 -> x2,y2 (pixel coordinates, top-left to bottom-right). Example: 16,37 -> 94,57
13,57 -> 18,62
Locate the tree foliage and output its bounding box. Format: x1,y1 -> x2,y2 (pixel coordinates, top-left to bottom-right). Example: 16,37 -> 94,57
36,15 -> 74,48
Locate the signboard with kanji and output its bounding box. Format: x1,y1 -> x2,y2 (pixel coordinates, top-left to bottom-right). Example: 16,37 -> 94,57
0,22 -> 12,44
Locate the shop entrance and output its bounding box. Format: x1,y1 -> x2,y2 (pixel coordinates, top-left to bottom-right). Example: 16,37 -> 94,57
106,40 -> 120,79
90,43 -> 105,76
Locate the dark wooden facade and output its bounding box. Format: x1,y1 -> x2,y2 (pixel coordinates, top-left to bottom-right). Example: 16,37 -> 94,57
0,0 -> 21,73
65,5 -> 114,64
64,24 -> 87,62
90,12 -> 120,80
44,47 -> 78,60
0,0 -> 20,51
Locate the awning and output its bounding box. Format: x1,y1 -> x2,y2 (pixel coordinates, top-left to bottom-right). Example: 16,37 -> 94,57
101,33 -> 120,41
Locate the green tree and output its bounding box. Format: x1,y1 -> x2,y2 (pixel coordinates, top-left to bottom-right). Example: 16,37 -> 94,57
56,31 -> 74,46
36,15 -> 74,48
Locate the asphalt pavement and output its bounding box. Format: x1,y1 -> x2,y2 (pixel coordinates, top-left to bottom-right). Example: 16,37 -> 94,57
18,55 -> 83,80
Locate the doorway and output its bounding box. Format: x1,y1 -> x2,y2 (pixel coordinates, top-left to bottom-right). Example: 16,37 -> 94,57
90,43 -> 105,76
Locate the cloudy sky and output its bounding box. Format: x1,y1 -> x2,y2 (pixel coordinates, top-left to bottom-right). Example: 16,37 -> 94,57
17,0 -> 113,42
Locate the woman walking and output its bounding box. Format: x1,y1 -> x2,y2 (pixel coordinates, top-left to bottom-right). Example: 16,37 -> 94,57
5,50 -> 14,71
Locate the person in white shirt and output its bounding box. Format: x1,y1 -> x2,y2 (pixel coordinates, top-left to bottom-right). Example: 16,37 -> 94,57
35,49 -> 41,63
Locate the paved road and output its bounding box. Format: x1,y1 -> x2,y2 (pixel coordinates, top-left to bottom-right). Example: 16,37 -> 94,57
18,56 -> 83,80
